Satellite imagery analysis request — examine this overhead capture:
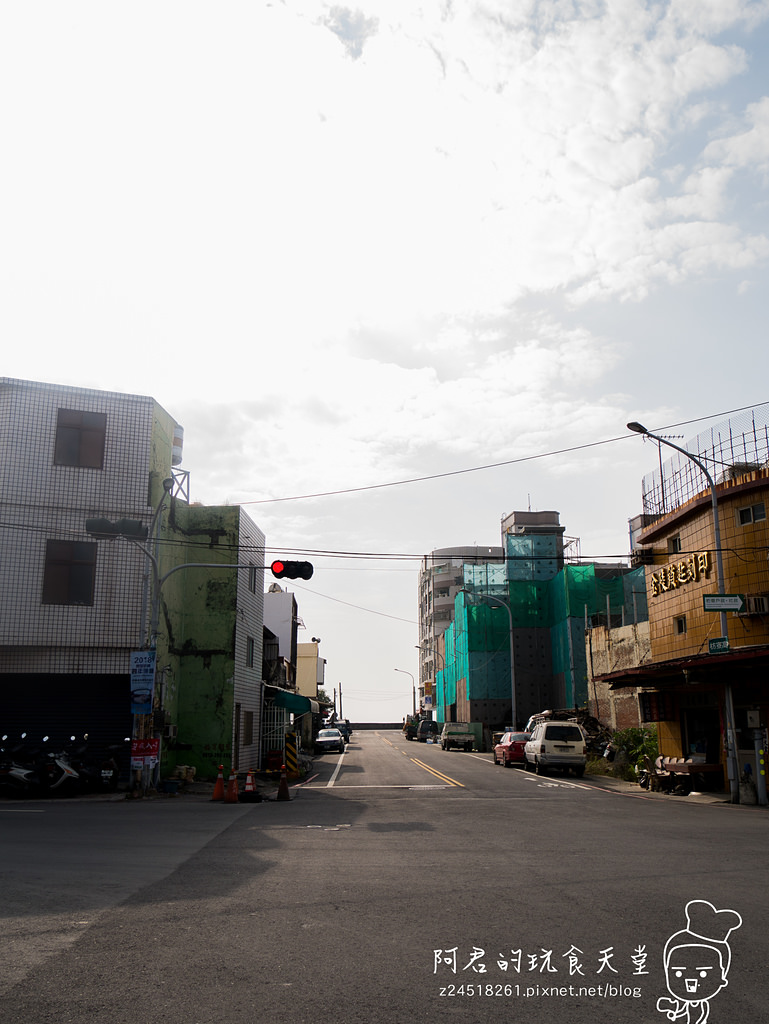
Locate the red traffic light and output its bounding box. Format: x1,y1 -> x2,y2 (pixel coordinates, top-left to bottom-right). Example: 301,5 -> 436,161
271,560 -> 314,580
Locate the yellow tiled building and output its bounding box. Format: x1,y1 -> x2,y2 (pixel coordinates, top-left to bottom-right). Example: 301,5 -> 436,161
632,461 -> 769,795
642,468 -> 769,662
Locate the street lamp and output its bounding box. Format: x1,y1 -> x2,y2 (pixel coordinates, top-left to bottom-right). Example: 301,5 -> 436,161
627,420 -> 740,802
394,668 -> 416,716
460,589 -> 518,731
415,643 -> 444,718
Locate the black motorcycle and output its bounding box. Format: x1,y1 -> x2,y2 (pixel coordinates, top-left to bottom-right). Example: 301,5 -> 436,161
65,734 -> 124,792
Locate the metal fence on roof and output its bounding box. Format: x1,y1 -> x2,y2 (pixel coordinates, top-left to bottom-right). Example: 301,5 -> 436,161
640,404 -> 769,518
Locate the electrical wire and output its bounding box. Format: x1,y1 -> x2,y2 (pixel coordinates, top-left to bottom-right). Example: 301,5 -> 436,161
237,400 -> 769,505
288,581 -> 418,624
3,399 -> 767,566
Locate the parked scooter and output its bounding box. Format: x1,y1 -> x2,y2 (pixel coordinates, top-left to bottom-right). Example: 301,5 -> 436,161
35,736 -> 81,795
0,733 -> 80,796
65,734 -> 122,792
0,733 -> 46,796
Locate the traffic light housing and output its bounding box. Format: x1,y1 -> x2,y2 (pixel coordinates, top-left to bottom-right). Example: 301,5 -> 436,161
85,517 -> 149,540
271,560 -> 314,580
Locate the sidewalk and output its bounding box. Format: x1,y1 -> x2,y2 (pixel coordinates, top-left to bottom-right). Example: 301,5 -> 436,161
583,772 -> 763,807
169,769 -> 284,802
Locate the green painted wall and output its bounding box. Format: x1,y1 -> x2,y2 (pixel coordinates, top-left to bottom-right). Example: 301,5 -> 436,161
156,501 -> 242,779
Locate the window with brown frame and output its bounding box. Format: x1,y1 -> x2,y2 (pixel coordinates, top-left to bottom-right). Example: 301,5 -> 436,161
41,539 -> 97,605
639,691 -> 676,723
54,408 -> 107,468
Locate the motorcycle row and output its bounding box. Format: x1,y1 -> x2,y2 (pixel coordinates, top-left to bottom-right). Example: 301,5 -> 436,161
0,732 -> 127,798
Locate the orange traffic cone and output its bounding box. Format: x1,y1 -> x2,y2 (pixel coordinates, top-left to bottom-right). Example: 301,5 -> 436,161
224,768 -> 239,803
276,763 -> 290,802
240,768 -> 262,803
211,765 -> 225,801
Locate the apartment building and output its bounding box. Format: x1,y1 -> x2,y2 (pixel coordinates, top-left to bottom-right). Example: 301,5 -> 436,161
0,378 -> 265,779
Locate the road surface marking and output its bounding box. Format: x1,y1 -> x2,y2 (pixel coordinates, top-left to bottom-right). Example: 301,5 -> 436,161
326,748 -> 346,787
523,775 -> 592,791
410,757 -> 464,788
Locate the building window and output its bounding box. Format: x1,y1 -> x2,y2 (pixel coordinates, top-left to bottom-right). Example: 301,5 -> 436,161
639,691 -> 675,722
738,502 -> 766,526
248,564 -> 257,593
667,536 -> 682,554
246,636 -> 255,668
42,540 -> 97,605
54,409 -> 107,469
675,615 -> 687,635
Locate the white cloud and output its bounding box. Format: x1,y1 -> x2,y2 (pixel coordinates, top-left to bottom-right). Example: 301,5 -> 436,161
704,95 -> 769,174
3,0 -> 769,719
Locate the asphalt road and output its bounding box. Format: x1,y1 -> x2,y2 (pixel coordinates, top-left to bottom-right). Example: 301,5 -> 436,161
1,730 -> 766,1024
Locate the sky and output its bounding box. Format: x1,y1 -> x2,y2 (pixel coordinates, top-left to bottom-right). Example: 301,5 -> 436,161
2,1 -> 769,722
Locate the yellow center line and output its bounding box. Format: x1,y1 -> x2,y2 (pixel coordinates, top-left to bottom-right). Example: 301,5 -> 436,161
410,757 -> 464,788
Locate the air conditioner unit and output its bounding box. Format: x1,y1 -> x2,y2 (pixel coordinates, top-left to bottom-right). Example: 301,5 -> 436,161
734,594 -> 769,616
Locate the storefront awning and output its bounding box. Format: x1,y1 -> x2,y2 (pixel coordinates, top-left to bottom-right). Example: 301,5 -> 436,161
265,686 -> 319,715
603,643 -> 769,689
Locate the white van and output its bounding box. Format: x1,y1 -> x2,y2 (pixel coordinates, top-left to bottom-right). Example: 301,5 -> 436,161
524,721 -> 587,777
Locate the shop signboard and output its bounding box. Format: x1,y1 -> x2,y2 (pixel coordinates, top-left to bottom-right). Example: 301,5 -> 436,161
131,737 -> 160,770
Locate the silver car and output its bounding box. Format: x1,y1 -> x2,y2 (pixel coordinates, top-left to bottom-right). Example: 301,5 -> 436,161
314,728 -> 345,754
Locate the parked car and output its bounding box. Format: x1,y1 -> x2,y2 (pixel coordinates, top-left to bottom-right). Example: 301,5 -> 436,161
440,723 -> 474,751
524,722 -> 587,777
332,720 -> 351,743
416,720 -> 440,743
314,728 -> 345,754
493,731 -> 530,767
403,721 -> 417,740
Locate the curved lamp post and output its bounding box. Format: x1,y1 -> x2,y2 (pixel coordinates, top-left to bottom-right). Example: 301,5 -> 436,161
460,589 -> 517,731
394,668 -> 416,716
627,420 -> 739,802
415,643 -> 444,718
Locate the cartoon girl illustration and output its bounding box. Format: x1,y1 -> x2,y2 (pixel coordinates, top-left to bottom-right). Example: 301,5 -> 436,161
657,900 -> 742,1024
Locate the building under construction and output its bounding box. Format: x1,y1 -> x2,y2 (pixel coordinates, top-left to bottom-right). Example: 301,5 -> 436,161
433,512 -> 647,730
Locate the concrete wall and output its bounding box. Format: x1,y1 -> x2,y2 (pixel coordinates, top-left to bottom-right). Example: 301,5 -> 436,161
158,501 -> 264,778
586,622 -> 650,729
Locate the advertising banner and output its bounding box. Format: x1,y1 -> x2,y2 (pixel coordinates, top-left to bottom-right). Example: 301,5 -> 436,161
130,650 -> 156,713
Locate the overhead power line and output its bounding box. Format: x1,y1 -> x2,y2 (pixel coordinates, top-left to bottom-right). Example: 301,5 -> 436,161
238,400 -> 769,505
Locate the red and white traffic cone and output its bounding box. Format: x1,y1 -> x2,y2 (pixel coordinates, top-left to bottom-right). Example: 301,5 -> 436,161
276,763 -> 290,801
224,768 -> 239,803
211,765 -> 225,802
245,771 -> 255,793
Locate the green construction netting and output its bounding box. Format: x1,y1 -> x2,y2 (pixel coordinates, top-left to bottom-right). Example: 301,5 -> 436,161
435,565 -> 647,719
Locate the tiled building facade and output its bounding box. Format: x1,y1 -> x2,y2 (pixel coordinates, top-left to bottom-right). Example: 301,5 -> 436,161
0,378 -> 266,779
592,410 -> 769,796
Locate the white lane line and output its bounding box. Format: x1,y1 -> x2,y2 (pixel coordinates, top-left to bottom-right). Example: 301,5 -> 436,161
326,749 -> 346,787
522,776 -> 592,791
